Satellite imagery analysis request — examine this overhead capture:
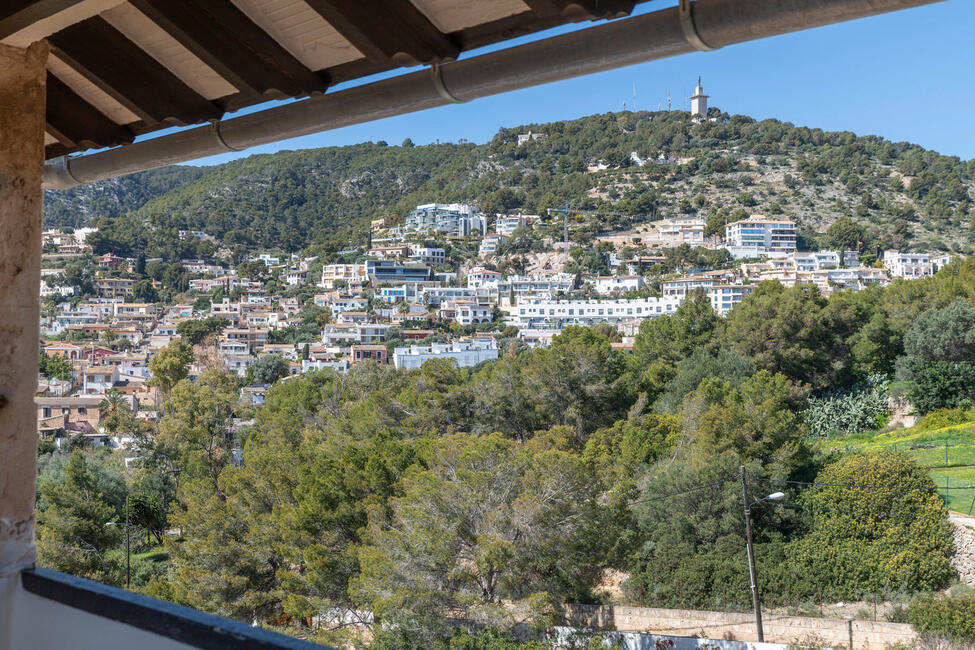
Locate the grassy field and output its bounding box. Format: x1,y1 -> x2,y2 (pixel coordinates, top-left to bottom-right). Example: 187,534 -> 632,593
929,467 -> 975,514
824,412 -> 975,514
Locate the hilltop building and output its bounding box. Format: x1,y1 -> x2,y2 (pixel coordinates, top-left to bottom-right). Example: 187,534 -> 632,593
403,203 -> 487,237
883,250 -> 952,278
654,217 -> 706,246
517,131 -> 546,145
690,76 -> 708,121
724,215 -> 797,257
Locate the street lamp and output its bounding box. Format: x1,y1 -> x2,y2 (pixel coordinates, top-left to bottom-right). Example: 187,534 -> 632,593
741,466 -> 784,643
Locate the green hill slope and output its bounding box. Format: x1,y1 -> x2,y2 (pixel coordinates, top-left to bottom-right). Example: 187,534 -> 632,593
43,110 -> 975,259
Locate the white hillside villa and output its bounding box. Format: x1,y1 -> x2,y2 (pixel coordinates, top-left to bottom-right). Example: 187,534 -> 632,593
393,340 -> 499,370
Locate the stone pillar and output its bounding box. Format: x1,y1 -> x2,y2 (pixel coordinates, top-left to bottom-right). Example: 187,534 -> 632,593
0,40 -> 48,581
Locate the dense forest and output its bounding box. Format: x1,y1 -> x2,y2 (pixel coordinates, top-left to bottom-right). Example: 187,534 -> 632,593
44,110 -> 975,259
37,258 -> 975,647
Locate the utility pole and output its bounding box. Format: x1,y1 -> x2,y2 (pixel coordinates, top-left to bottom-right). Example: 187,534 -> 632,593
564,201 -> 568,247
546,202 -> 570,247
741,466 -> 764,642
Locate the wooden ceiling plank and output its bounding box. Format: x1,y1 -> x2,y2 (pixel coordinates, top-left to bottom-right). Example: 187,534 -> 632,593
0,0 -> 85,40
128,0 -> 328,98
304,0 -> 459,67
46,71 -> 134,149
47,16 -> 222,125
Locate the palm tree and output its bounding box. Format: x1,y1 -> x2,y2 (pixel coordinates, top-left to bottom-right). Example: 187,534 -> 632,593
100,390 -> 132,435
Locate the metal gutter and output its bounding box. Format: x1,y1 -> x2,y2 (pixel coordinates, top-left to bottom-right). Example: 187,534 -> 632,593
43,0 -> 945,189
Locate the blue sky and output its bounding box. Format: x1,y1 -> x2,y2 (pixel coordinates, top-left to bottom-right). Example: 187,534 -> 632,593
183,0 -> 972,166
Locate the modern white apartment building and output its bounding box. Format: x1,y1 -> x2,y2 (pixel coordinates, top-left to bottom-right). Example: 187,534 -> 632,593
883,250 -> 951,278
440,300 -> 493,325
659,277 -> 753,315
725,216 -> 797,256
705,285 -> 754,315
409,246 -> 446,265
319,264 -> 368,288
495,273 -> 575,302
467,267 -> 503,289
479,234 -> 505,256
661,275 -> 717,298
792,250 -> 860,271
585,275 -> 644,295
421,287 -> 477,306
653,217 -> 706,246
356,324 -> 389,344
496,215 -> 527,236
404,203 -> 487,237
302,358 -> 350,374
512,296 -> 682,329
328,296 -> 369,317
393,340 -> 499,370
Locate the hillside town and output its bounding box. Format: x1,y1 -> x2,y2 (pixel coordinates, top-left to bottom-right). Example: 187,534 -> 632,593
37,203 -> 953,446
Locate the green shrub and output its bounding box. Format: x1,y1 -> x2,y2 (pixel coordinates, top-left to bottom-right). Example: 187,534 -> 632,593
788,452 -> 955,600
916,408 -> 971,431
804,374 -> 889,438
907,593 -> 975,642
887,604 -> 909,623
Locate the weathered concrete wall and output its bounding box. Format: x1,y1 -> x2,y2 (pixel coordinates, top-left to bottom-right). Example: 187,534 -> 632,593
0,40 -> 48,577
563,604 -> 917,650
550,627 -> 788,650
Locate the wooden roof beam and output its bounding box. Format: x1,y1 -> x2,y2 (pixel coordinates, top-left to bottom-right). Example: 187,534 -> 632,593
128,0 -> 328,99
304,0 -> 459,67
523,0 -> 634,21
45,72 -> 134,149
47,16 -> 222,126
0,0 -> 85,39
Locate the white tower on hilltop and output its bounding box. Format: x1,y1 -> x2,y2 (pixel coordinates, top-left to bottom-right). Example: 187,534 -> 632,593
690,76 -> 708,121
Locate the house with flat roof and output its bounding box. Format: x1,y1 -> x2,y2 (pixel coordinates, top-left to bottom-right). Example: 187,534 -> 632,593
724,216 -> 797,257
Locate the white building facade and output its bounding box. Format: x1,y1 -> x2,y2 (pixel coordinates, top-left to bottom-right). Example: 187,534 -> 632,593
586,275 -> 644,295
393,340 -> 499,370
724,216 -> 797,257
512,296 -> 682,329
403,203 -> 487,237
883,250 -> 951,278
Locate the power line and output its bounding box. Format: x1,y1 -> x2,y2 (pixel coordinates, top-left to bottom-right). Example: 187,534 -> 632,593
625,473 -> 975,510
627,479 -> 729,506
754,476 -> 975,491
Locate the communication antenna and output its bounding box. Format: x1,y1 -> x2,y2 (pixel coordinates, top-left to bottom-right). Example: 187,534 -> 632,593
632,82 -> 637,112
667,89 -> 671,111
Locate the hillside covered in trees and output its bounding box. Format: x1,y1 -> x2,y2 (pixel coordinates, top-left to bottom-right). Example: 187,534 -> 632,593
38,258 -> 975,648
44,109 -> 975,259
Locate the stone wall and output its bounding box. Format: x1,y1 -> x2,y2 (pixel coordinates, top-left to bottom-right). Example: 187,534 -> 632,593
952,514 -> 975,586
562,604 -> 917,650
